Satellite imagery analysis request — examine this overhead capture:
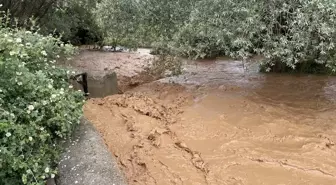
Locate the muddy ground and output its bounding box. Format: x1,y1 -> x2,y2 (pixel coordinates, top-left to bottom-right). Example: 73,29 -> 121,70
77,50 -> 336,185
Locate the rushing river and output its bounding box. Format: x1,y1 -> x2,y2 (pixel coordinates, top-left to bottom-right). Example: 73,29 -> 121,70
85,53 -> 336,185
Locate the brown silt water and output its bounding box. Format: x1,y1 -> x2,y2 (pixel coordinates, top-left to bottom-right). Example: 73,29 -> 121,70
84,57 -> 336,185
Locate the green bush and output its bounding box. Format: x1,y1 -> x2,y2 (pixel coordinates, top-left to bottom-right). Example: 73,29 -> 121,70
257,0 -> 336,73
94,0 -> 141,49
95,0 -> 198,49
171,0 -> 262,59
172,0 -> 336,72
0,25 -> 84,184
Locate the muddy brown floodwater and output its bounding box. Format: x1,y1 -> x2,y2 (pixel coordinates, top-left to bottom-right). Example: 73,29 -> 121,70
83,53 -> 336,185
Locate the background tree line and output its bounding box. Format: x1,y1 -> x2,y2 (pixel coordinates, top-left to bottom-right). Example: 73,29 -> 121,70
96,0 -> 336,74
2,0 -> 336,72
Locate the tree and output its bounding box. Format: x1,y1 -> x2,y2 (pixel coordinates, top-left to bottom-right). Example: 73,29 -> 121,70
0,0 -> 58,26
94,0 -> 140,49
1,0 -> 102,45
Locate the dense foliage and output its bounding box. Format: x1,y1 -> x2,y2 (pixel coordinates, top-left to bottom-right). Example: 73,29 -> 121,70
1,0 -> 102,45
95,0 -> 140,49
171,0 -> 261,59
40,0 -> 102,45
258,0 -> 336,73
0,0 -> 55,25
95,0 -> 197,48
96,0 -> 336,73
0,23 -> 84,184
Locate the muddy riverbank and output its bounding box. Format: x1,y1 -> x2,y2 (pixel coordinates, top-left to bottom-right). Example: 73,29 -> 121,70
81,50 -> 336,185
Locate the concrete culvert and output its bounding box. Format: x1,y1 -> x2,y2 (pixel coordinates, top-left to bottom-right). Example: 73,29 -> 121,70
71,70 -> 120,98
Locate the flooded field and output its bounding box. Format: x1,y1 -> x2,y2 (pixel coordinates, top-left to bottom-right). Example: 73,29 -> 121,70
81,50 -> 336,185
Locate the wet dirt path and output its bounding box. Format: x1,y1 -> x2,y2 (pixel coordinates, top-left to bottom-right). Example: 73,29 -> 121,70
83,53 -> 336,185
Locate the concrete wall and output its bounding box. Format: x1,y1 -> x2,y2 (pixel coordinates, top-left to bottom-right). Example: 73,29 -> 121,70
71,71 -> 119,98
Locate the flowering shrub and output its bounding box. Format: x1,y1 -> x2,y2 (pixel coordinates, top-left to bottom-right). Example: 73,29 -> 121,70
0,26 -> 84,184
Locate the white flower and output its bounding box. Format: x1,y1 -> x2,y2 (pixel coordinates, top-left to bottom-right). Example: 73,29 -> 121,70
48,84 -> 53,89
27,110 -> 31,114
51,94 -> 56,98
26,169 -> 32,174
69,85 -> 73,89
60,91 -> 64,95
45,167 -> 50,173
72,71 -> 76,74
0,89 -> 2,93
21,53 -> 28,58
0,4 -> 2,8
25,31 -> 32,34
56,55 -> 60,58
15,38 -> 22,43
52,65 -> 56,69
9,51 -> 15,56
17,82 -> 23,86
41,50 -> 47,56
10,113 -> 15,117
40,127 -> 44,131
26,43 -> 32,47
51,174 -> 55,179
28,105 -> 34,111
28,137 -> 33,141
16,72 -> 22,76
42,100 -> 48,105
7,39 -> 13,43
5,132 -> 11,137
